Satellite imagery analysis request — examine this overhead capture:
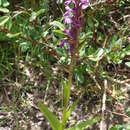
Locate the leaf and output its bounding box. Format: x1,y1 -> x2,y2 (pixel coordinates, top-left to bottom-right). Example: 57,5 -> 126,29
38,102 -> 61,130
110,124 -> 130,130
65,116 -> 100,130
62,99 -> 79,128
29,12 -> 37,22
53,30 -> 65,38
111,36 -> 123,50
88,48 -> 104,61
0,0 -> 2,6
63,81 -> 69,107
110,127 -> 117,130
88,17 -> 93,28
61,80 -> 78,129
50,21 -> 65,31
0,16 -> 9,26
7,32 -> 21,38
96,48 -> 104,58
125,45 -> 130,55
3,0 -> 10,7
19,42 -> 30,52
5,16 -> 12,30
29,9 -> 45,22
36,9 -> 45,16
65,99 -> 79,124
57,0 -> 63,4
125,62 -> 130,68
0,7 -> 9,13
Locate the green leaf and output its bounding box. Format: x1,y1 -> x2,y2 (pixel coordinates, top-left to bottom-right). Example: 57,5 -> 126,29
29,9 -> 45,22
38,102 -> 61,130
62,99 -> 79,128
50,21 -> 65,31
110,127 -> 117,130
63,81 -> 69,107
65,116 -> 100,130
0,7 -> 9,13
0,0 -> 2,6
88,17 -> 93,28
88,48 -> 104,61
53,30 -> 65,38
36,9 -> 45,16
65,99 -> 79,124
5,16 -> 12,30
19,42 -> 30,52
29,12 -> 37,22
111,38 -> 122,50
110,124 -> 130,130
3,0 -> 10,7
62,80 -> 77,129
125,45 -> 130,55
125,62 -> 130,68
0,16 -> 9,26
6,32 -> 21,38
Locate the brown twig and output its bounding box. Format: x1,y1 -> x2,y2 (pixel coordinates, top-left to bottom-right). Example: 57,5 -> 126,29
106,88 -> 127,115
86,69 -> 101,89
107,76 -> 130,87
106,110 -> 130,119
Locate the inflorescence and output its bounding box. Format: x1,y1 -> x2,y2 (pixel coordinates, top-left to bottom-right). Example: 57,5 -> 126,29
60,0 -> 89,52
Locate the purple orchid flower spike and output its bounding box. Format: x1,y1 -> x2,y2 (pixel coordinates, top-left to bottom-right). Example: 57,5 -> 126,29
60,0 -> 89,53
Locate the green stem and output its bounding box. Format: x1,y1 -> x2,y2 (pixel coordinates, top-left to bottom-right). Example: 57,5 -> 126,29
61,50 -> 76,130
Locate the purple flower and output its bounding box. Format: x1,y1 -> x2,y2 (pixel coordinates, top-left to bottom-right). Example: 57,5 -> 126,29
80,0 -> 89,9
64,29 -> 73,38
60,0 -> 89,52
63,11 -> 73,24
64,0 -> 76,6
64,17 -> 72,24
60,40 -> 67,48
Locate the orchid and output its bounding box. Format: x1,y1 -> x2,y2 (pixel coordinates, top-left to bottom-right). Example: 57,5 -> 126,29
60,0 -> 89,51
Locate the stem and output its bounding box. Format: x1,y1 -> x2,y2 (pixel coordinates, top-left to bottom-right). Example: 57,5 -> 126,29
100,80 -> 107,130
61,49 -> 76,130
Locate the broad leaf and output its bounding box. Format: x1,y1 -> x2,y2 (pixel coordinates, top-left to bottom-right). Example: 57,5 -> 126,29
125,45 -> 130,55
38,102 -> 61,130
3,0 -> 10,7
88,48 -> 104,61
53,30 -> 65,38
36,9 -> 45,16
111,38 -> 122,50
7,32 -> 21,38
65,99 -> 79,124
125,62 -> 130,68
5,16 -> 12,30
19,42 -> 30,52
29,9 -> 45,22
0,7 -> 9,13
29,12 -> 36,22
0,0 -> 2,6
50,21 -> 65,31
88,17 -> 93,28
65,116 -> 100,130
0,16 -> 9,26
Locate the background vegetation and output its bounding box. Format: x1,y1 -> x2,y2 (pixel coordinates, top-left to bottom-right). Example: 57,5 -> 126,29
0,0 -> 130,130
